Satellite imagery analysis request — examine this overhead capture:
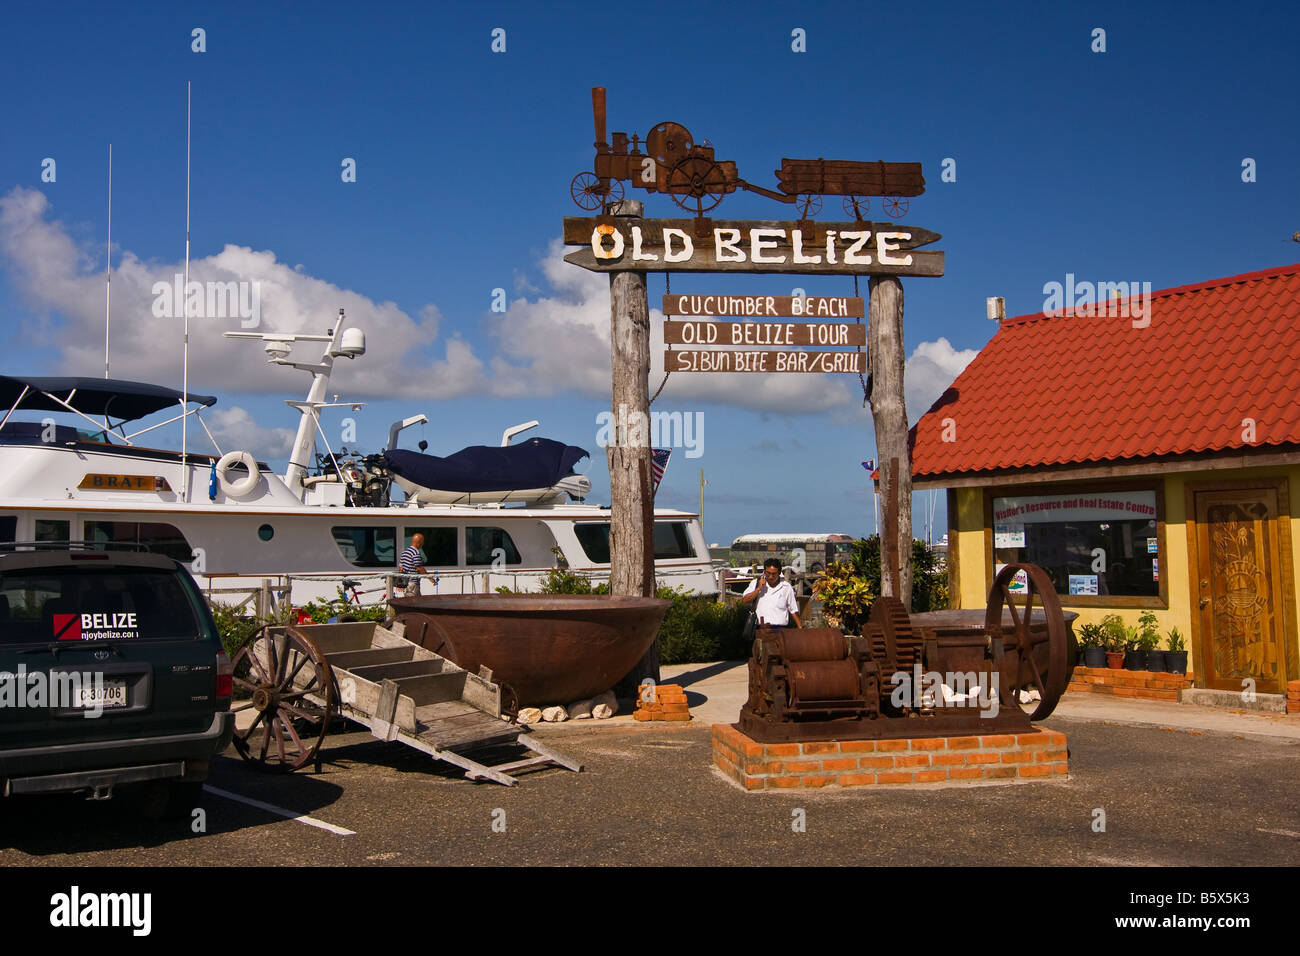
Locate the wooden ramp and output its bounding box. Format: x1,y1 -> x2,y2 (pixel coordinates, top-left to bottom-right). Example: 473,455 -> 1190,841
277,622 -> 582,786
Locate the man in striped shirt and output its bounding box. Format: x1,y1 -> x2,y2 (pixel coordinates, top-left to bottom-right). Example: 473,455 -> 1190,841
398,533 -> 427,597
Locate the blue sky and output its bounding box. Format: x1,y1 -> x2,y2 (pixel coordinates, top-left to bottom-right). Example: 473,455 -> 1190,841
1,0 -> 1297,547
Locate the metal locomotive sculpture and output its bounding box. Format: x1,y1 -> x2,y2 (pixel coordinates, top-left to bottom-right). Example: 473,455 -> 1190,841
571,87 -> 926,219
738,563 -> 1072,743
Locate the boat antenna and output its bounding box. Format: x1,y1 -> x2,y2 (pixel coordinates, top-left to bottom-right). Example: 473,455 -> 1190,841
104,143 -> 112,379
181,81 -> 191,501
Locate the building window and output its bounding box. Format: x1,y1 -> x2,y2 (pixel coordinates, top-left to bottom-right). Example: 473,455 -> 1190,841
84,520 -> 193,562
331,526 -> 396,568
404,527 -> 457,566
466,527 -> 521,566
991,489 -> 1159,597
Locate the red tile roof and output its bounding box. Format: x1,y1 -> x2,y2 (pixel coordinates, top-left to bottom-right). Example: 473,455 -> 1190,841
911,263 -> 1300,479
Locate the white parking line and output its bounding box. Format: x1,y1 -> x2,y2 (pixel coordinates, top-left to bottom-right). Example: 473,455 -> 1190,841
204,785 -> 356,836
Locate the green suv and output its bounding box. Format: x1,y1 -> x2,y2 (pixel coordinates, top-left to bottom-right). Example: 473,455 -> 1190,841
0,546 -> 234,810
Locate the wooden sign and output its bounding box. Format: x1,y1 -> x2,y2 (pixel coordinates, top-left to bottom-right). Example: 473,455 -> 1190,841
663,294 -> 863,318
665,350 -> 865,373
664,320 -> 865,347
563,217 -> 943,277
78,474 -> 171,491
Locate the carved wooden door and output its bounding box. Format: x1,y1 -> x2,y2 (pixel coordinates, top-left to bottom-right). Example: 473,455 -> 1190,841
1193,487 -> 1290,694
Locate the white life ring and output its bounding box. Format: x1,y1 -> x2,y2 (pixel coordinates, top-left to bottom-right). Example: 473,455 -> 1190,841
215,450 -> 260,497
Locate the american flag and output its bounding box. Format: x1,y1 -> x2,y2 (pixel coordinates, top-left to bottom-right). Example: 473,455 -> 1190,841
651,448 -> 671,494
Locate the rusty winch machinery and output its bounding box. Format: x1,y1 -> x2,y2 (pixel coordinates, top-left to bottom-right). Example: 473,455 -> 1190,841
738,563 -> 1072,742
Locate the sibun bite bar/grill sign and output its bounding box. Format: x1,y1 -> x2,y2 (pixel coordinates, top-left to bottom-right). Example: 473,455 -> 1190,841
666,349 -> 865,374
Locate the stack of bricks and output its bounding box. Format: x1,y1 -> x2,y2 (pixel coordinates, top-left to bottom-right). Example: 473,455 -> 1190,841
633,684 -> 690,722
713,724 -> 1067,790
1066,666 -> 1194,701
1288,680 -> 1300,715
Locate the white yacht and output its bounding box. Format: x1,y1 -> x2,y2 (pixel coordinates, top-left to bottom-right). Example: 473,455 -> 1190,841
0,312 -> 715,606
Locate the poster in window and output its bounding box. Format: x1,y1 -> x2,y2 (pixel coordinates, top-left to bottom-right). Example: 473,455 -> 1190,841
1069,574 -> 1099,596
1152,558 -> 1158,581
1146,537 -> 1158,554
994,523 -> 1026,548
994,564 -> 1029,594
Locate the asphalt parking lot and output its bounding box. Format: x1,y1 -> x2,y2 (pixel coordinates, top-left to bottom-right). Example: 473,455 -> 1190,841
0,711 -> 1296,867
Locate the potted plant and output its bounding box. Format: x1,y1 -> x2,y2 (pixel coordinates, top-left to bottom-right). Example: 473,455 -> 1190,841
1100,614 -> 1126,669
1078,623 -> 1107,668
1123,624 -> 1147,670
1166,627 -> 1188,674
1138,610 -> 1165,672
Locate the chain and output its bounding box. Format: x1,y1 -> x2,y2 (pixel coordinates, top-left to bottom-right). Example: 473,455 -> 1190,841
855,274 -> 870,407
649,271 -> 671,405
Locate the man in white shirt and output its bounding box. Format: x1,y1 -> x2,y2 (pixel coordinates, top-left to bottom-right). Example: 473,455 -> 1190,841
740,558 -> 803,628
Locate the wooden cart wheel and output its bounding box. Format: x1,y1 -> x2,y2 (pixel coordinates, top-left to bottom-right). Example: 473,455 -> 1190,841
985,564 -> 1068,721
882,195 -> 909,219
668,157 -> 727,215
230,626 -> 334,773
842,195 -> 869,220
796,193 -> 822,218
570,172 -> 606,211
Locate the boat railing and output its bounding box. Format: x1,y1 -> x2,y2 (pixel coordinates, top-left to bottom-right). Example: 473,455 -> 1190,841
203,564 -> 721,615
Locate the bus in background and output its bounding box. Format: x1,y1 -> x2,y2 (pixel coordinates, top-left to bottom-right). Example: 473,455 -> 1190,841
729,533 -> 856,574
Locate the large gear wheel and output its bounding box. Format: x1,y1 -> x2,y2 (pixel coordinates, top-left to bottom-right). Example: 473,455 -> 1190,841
863,596 -> 920,675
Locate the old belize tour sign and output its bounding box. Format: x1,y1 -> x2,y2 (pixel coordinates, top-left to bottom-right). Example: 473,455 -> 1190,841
662,294 -> 866,373
567,87 -> 944,680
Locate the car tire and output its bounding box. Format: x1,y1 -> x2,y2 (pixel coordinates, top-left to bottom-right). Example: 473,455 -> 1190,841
140,780 -> 205,821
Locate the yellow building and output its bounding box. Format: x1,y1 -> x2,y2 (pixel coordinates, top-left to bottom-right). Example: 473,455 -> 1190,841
913,265 -> 1300,697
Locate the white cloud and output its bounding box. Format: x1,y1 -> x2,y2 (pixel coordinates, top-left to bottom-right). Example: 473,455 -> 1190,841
0,187 -> 445,399
205,406 -> 295,460
905,337 -> 978,423
0,188 -> 977,420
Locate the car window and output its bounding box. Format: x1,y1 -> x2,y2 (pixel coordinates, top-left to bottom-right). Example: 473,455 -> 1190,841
0,567 -> 204,644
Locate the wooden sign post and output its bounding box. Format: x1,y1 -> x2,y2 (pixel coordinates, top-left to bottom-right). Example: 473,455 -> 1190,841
871,279 -> 911,603
565,212 -> 944,635
605,201 -> 658,691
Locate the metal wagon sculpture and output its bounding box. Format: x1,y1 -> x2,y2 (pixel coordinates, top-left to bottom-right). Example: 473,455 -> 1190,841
570,87 -> 925,219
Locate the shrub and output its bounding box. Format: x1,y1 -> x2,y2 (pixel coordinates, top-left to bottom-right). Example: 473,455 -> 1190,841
812,562 -> 875,633
847,535 -> 949,613
655,589 -> 749,665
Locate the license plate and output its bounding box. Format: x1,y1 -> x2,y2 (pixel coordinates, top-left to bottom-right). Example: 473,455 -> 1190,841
74,680 -> 127,709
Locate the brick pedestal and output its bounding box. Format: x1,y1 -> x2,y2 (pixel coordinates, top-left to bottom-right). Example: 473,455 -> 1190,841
1288,680 -> 1300,715
1066,666 -> 1195,701
713,724 -> 1068,791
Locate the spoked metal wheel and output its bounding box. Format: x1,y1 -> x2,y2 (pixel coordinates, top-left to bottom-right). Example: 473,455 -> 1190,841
668,157 -> 727,216
231,626 -> 334,772
796,193 -> 822,218
843,195 -> 869,220
882,195 -> 909,219
985,563 -> 1068,721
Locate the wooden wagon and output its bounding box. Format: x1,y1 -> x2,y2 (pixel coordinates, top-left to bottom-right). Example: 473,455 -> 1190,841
571,87 -> 925,219
228,621 -> 581,786
775,158 -> 927,220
